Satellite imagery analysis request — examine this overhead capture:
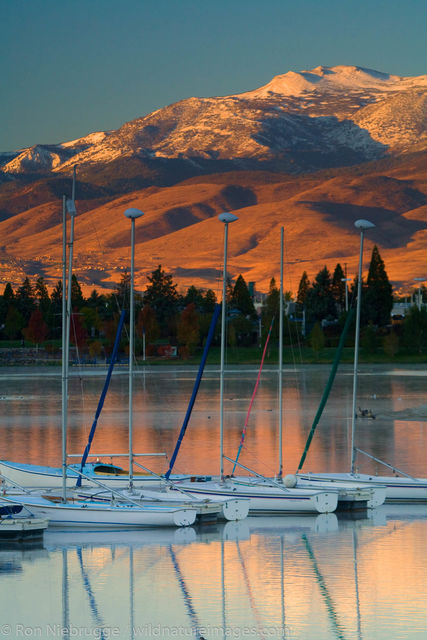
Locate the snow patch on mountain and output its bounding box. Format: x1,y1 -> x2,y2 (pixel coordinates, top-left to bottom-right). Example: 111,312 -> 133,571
238,65 -> 426,99
1,65 -> 425,178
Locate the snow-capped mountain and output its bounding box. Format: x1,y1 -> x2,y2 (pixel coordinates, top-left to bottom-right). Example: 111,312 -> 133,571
2,65 -> 426,179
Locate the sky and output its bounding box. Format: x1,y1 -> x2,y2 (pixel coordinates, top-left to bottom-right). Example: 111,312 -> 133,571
1,0 -> 426,152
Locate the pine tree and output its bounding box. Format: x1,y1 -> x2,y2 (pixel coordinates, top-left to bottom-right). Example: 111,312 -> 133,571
231,275 -> 256,319
16,277 -> 35,323
35,276 -> 51,317
71,274 -> 84,309
262,278 -> 280,341
332,264 -> 346,311
297,272 -> 310,309
365,245 -> 393,326
144,265 -> 180,336
305,266 -> 336,326
0,283 -> 14,328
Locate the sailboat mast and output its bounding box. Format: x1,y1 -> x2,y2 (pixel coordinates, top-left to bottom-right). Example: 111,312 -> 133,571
278,226 -> 284,479
61,196 -> 67,502
219,212 -> 238,481
124,208 -> 144,491
351,219 -> 375,473
62,166 -> 77,502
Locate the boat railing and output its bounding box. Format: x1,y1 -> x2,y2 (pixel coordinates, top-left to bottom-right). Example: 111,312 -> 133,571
67,453 -> 167,459
132,460 -> 206,503
355,448 -> 418,481
223,456 -> 297,494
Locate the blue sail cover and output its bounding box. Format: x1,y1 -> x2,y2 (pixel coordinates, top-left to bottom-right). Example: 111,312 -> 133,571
164,303 -> 221,480
76,309 -> 126,486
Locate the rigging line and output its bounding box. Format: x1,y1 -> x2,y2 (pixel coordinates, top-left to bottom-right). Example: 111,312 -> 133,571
232,316 -> 275,474
235,540 -> 267,639
76,548 -> 107,640
301,534 -> 348,640
169,545 -> 203,638
282,232 -> 304,369
69,309 -> 87,429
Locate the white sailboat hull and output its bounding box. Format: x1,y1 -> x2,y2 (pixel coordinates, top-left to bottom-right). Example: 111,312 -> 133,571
297,472 -> 427,503
0,461 -> 185,489
291,477 -> 386,508
73,486 -> 250,522
172,479 -> 339,514
15,495 -> 197,528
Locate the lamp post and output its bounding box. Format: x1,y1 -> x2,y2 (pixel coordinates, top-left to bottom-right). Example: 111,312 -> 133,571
219,212 -> 238,481
341,277 -> 351,312
124,207 -> 144,490
351,219 -> 375,474
414,277 -> 425,311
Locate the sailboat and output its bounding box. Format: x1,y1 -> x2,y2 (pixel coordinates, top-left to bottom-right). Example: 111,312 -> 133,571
168,214 -> 339,514
296,219 -> 427,503
2,186 -> 197,528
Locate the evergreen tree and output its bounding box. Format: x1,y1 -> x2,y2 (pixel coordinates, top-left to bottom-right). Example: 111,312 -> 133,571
71,274 -> 85,309
201,289 -> 217,314
2,282 -> 14,302
305,266 -> 336,326
49,280 -> 63,338
0,283 -> 14,329
143,265 -> 180,336
183,286 -> 204,310
365,245 -> 393,326
332,264 -> 346,311
231,275 -> 256,318
114,271 -> 131,310
402,307 -> 427,354
262,278 -> 280,341
15,277 -> 35,324
297,272 -> 310,310
35,276 -> 51,317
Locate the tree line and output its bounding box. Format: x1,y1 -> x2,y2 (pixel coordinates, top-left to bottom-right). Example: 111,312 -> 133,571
0,246 -> 426,358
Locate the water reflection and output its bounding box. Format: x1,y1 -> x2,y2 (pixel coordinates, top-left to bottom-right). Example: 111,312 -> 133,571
1,508 -> 427,639
1,365 -> 427,481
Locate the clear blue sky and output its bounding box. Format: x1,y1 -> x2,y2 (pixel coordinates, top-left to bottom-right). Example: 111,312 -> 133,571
1,0 -> 426,151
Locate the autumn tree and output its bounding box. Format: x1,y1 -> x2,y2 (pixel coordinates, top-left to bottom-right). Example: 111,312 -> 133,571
22,308 -> 48,348
70,311 -> 88,351
177,303 -> 200,357
310,322 -> 325,355
136,303 -> 160,347
4,306 -> 25,340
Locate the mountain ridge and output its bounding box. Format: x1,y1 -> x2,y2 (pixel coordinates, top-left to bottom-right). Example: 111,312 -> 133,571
0,64 -> 426,295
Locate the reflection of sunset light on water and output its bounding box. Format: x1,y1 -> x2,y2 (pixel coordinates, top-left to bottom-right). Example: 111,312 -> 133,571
2,515 -> 427,638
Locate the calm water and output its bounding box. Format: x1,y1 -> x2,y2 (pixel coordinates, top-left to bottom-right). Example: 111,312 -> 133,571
1,364 -> 427,639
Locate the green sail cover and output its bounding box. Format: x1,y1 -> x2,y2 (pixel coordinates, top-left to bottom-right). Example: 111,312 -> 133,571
297,308 -> 355,472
